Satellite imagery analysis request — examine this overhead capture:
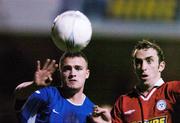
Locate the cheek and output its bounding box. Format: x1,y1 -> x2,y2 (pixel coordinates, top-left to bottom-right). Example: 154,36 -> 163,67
61,72 -> 69,79
79,73 -> 88,80
151,66 -> 160,74
80,74 -> 87,79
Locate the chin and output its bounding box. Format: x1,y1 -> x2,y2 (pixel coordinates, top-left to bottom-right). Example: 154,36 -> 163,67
140,77 -> 150,82
67,85 -> 81,91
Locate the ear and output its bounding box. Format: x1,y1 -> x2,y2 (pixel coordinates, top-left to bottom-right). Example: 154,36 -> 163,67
86,69 -> 90,79
159,61 -> 165,72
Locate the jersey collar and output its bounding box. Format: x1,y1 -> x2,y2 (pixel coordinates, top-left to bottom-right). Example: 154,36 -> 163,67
154,78 -> 164,87
135,78 -> 165,101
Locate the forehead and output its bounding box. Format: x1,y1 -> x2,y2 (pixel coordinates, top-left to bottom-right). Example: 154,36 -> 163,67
134,48 -> 158,59
62,57 -> 87,66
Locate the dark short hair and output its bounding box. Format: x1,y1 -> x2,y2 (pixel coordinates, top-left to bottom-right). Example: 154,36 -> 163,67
59,51 -> 88,70
132,39 -> 165,63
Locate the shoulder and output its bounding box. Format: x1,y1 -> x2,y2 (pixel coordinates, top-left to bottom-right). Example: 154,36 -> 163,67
37,86 -> 58,94
115,89 -> 138,104
120,89 -> 137,99
157,81 -> 180,102
165,80 -> 180,85
30,86 -> 61,99
28,86 -> 64,105
161,81 -> 180,89
160,81 -> 180,92
84,96 -> 94,107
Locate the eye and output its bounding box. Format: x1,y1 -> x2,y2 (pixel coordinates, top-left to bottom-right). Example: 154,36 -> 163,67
62,66 -> 71,72
146,58 -> 153,64
134,59 -> 142,66
74,65 -> 83,71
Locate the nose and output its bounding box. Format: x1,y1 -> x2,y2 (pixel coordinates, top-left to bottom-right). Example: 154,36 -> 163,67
141,61 -> 147,71
68,68 -> 76,78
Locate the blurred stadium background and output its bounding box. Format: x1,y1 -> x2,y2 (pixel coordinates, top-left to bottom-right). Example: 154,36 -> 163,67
0,0 -> 180,122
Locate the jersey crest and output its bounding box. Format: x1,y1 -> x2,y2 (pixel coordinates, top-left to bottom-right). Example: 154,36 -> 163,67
156,100 -> 167,111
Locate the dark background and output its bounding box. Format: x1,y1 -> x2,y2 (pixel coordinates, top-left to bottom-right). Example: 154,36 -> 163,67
0,33 -> 180,122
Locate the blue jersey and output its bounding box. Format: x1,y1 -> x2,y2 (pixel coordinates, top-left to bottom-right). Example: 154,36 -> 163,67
20,86 -> 94,123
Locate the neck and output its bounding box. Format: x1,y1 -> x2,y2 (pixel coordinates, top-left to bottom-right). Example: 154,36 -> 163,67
137,77 -> 162,96
60,87 -> 85,104
68,93 -> 85,105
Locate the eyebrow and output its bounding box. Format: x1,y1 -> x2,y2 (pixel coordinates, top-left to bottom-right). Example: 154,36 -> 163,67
62,64 -> 85,68
145,56 -> 154,60
135,56 -> 153,61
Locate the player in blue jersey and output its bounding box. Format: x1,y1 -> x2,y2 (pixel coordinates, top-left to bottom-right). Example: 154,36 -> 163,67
14,52 -> 94,123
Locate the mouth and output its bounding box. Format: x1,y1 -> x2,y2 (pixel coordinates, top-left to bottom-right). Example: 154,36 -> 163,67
140,74 -> 148,80
68,79 -> 77,82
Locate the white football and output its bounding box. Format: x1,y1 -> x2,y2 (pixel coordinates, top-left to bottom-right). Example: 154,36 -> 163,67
51,10 -> 92,52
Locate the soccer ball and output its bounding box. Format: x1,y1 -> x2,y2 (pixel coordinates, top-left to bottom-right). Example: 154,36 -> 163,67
51,10 -> 92,52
